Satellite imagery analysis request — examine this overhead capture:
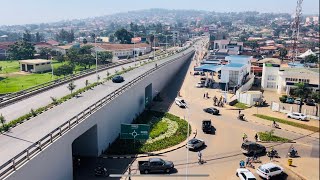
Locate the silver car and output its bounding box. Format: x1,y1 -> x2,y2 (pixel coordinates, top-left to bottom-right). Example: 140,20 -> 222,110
187,138 -> 205,150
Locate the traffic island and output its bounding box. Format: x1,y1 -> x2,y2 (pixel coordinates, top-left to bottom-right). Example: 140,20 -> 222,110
104,110 -> 191,155
258,130 -> 292,143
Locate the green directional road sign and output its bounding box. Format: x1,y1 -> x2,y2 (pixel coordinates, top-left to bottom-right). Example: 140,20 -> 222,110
120,124 -> 150,140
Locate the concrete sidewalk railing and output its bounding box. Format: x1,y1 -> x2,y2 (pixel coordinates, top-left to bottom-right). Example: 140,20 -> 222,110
0,48 -> 195,179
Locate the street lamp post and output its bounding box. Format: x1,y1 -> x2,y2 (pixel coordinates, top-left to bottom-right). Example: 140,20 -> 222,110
133,32 -> 136,62
95,35 -> 98,82
153,33 -> 156,60
50,56 -> 54,80
165,35 -> 168,56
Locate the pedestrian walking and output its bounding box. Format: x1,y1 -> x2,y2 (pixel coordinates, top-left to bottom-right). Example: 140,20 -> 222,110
254,133 -> 258,142
242,133 -> 248,141
198,151 -> 202,164
203,93 -> 205,98
239,110 -> 241,115
206,92 -> 209,99
245,156 -> 250,166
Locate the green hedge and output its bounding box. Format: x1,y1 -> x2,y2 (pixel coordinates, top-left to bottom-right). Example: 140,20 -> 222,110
253,114 -> 319,132
106,111 -> 191,155
149,121 -> 168,139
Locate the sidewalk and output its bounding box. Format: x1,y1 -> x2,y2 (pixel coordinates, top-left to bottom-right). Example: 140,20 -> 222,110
278,157 -> 319,180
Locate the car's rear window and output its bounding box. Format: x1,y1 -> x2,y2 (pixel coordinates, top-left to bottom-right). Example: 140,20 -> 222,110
248,178 -> 256,180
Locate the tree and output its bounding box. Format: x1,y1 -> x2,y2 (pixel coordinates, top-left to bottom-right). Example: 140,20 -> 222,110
305,55 -> 318,64
97,51 -> 113,64
54,64 -> 75,76
79,54 -> 95,69
83,38 -> 87,44
311,91 -> 320,103
55,51 -> 65,63
279,48 -> 288,60
79,45 -> 94,55
8,40 -> 35,60
67,81 -> 76,94
0,114 -> 6,130
56,29 -> 75,43
23,30 -> 32,42
66,47 -> 79,62
109,34 -> 115,42
39,47 -> 52,60
35,32 -> 43,42
114,28 -> 133,44
293,83 -> 310,113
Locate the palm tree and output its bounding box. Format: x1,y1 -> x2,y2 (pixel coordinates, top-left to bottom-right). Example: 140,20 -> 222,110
67,81 -> 76,94
293,83 -> 310,113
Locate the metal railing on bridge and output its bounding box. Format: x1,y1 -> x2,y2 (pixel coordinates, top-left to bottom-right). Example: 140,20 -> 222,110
0,46 -> 195,179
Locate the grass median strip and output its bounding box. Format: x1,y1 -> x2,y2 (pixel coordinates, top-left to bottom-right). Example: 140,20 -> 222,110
234,102 -> 249,109
258,130 -> 291,143
253,114 -> 319,132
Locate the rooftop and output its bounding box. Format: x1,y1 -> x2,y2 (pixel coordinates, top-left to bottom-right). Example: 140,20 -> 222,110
95,43 -> 150,51
280,67 -> 319,75
19,59 -> 52,64
224,63 -> 245,68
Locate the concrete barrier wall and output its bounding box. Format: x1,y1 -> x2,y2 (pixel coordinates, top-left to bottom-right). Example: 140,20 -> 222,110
6,51 -> 194,180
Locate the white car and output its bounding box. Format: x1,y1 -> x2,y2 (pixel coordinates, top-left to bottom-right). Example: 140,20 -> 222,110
196,82 -> 204,88
236,168 -> 256,180
287,112 -> 307,121
175,98 -> 187,108
256,163 -> 284,179
186,138 -> 205,150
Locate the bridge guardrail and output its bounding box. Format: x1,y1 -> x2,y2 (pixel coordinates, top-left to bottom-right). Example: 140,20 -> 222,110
0,51 -> 175,108
0,46 -> 195,179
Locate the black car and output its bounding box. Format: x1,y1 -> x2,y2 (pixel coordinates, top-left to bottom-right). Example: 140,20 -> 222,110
202,120 -> 212,133
203,107 -> 219,115
112,75 -> 124,83
241,141 -> 266,155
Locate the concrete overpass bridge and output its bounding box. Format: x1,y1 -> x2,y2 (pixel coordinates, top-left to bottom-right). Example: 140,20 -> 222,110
0,41 -> 199,180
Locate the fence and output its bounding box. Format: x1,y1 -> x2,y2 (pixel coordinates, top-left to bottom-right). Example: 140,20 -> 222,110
0,47 -> 195,179
271,101 -> 320,120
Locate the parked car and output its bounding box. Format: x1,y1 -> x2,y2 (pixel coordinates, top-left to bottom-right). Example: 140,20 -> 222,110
203,107 -> 219,115
175,98 -> 187,108
138,158 -> 174,174
202,120 -> 212,133
241,141 -> 266,155
305,99 -> 316,106
196,82 -> 204,88
294,98 -> 304,105
186,138 -> 205,150
112,75 -> 124,83
285,97 -> 295,104
236,168 -> 256,180
193,71 -> 200,75
287,112 -> 307,121
256,163 -> 284,179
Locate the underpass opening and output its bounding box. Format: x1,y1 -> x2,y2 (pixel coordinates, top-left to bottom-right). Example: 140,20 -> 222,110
72,124 -> 98,160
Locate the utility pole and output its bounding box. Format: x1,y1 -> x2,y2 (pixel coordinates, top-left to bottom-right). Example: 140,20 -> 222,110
133,32 -> 136,62
51,56 -> 54,80
166,35 -> 168,56
95,36 -> 98,82
153,33 -> 156,60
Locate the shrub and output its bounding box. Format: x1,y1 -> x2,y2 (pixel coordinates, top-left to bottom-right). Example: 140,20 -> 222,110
258,131 -> 291,142
30,109 -> 37,117
279,96 -> 286,103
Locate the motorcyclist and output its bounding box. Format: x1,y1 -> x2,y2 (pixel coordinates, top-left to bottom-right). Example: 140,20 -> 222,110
290,146 -> 297,155
242,133 -> 248,141
272,120 -> 278,128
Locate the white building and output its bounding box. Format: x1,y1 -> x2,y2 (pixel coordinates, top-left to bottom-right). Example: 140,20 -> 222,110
212,40 -> 243,55
220,55 -> 252,87
261,64 -> 319,94
19,59 -> 52,73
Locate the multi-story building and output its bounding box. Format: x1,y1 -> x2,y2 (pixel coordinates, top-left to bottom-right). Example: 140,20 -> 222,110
212,40 -> 243,55
261,64 -> 319,94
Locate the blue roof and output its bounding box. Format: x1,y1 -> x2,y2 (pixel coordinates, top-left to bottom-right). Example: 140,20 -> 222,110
288,62 -> 304,67
224,63 -> 245,68
225,55 -> 251,64
194,64 -> 222,72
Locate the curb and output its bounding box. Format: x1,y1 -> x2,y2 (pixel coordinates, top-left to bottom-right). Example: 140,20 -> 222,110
279,161 -> 308,180
102,128 -> 197,159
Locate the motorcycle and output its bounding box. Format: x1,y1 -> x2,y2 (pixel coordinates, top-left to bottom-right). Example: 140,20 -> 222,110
272,123 -> 280,128
288,149 -> 298,158
238,114 -> 246,121
94,166 -> 109,177
267,150 -> 279,158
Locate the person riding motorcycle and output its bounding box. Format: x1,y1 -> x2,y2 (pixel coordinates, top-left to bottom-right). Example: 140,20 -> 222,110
290,147 -> 297,155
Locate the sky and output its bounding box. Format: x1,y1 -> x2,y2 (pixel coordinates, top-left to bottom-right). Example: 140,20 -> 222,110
0,0 -> 319,25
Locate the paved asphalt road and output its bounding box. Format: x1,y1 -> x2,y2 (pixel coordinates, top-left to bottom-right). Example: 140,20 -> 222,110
0,47 -> 186,122
74,38 -> 318,180
0,42 -> 197,166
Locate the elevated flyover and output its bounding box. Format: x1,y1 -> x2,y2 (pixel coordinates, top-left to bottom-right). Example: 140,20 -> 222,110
0,40 -> 200,180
